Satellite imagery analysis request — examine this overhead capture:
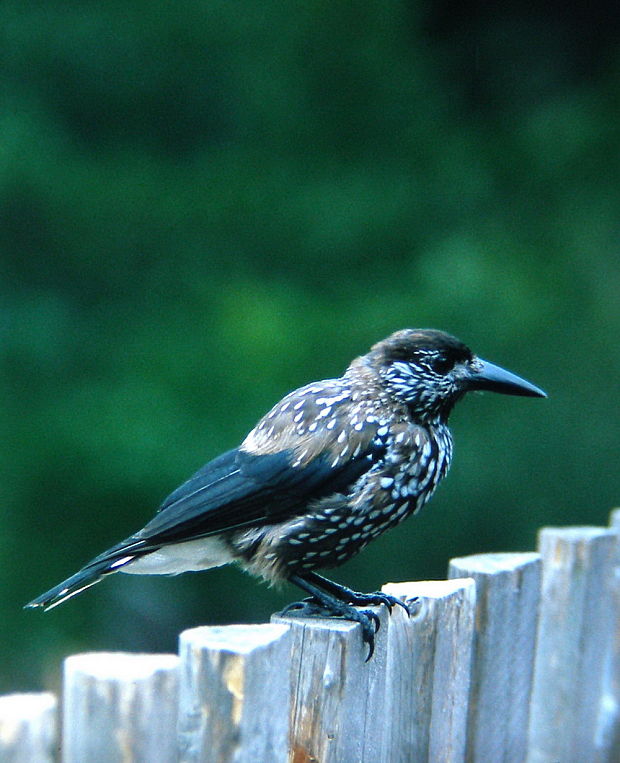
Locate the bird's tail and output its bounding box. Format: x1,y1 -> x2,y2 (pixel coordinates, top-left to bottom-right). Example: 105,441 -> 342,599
25,537 -> 152,611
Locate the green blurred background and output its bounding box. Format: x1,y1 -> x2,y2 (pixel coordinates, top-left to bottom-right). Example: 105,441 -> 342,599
2,1 -> 619,692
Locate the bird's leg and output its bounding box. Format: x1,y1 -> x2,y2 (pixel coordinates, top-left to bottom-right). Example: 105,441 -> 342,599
304,571 -> 413,616
279,573 -> 381,660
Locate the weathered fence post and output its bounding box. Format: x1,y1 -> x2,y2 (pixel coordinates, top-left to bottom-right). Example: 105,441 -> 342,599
178,623 -> 291,763
62,652 -> 180,763
0,692 -> 57,763
527,526 -> 617,763
448,551 -> 541,763
272,605 -> 389,763
380,578 -> 476,762
12,515 -> 620,761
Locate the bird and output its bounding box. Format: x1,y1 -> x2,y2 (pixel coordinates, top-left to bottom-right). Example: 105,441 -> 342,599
26,329 -> 546,657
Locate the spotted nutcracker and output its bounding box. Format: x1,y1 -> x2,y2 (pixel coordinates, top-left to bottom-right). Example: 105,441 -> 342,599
26,329 -> 546,657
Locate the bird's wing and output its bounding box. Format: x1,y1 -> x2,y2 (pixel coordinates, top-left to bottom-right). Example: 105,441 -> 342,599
137,386 -> 383,546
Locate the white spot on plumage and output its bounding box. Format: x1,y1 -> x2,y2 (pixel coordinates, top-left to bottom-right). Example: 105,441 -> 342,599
380,477 -> 394,489
316,391 -> 350,406
417,469 -> 434,492
109,555 -> 135,570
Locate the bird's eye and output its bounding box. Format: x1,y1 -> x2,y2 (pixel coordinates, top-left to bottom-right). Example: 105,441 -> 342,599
429,355 -> 455,375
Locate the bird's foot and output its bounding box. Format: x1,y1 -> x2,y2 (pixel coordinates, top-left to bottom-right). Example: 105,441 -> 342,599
278,597 -> 381,660
336,588 -> 413,616
303,573 -> 413,616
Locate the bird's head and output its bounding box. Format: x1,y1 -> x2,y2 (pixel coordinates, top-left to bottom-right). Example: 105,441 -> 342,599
359,329 -> 546,422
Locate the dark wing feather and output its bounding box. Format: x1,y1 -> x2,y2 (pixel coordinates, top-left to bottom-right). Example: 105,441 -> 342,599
136,438 -> 385,546
25,411 -> 385,610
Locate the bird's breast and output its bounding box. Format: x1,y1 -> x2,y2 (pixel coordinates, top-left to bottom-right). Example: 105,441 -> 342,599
237,422 -> 453,580
351,421 -> 453,522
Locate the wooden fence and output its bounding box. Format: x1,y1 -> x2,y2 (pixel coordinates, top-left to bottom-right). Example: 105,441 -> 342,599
4,510 -> 620,762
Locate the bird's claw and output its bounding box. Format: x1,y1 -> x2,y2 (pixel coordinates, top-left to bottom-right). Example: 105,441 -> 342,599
345,589 -> 413,616
277,598 -> 381,660
279,598 -> 325,618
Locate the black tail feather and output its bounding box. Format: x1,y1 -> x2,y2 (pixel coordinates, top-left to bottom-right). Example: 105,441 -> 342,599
25,538 -> 152,611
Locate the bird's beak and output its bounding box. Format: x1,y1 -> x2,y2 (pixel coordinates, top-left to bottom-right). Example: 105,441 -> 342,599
466,359 -> 547,398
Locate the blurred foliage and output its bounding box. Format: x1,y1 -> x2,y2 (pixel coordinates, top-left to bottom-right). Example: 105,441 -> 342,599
1,1 -> 620,691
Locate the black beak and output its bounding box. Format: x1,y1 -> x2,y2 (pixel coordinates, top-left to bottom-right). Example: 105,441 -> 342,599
466,359 -> 547,398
